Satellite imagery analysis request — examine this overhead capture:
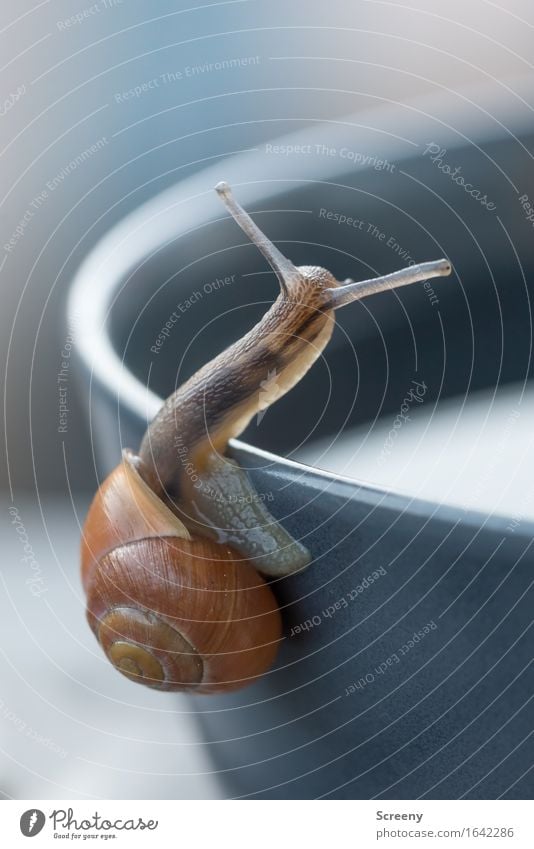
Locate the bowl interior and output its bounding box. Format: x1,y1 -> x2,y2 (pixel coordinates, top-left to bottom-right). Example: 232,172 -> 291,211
71,120 -> 534,800
109,132 -> 534,463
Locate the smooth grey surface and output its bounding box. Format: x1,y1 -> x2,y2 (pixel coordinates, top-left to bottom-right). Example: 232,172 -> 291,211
68,109 -> 534,798
197,444 -> 534,799
0,496 -> 223,800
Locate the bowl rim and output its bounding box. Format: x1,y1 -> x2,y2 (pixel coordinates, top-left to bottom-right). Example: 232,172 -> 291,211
67,106 -> 534,538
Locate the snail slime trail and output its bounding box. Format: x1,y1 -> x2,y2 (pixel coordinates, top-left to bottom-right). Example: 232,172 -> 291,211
81,181 -> 453,693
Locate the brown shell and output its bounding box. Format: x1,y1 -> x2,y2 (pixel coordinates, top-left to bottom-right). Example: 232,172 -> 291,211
81,449 -> 191,591
81,452 -> 282,693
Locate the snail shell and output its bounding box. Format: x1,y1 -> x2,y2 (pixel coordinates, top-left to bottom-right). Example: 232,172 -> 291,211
82,451 -> 282,693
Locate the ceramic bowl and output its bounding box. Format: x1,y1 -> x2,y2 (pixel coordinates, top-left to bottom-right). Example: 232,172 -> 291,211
69,104 -> 533,799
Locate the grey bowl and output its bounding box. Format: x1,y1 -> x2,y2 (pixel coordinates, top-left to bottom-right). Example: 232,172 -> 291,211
68,105 -> 534,799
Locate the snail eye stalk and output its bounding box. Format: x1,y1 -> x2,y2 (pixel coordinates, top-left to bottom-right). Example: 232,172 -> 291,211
325,259 -> 452,309
215,181 -> 303,296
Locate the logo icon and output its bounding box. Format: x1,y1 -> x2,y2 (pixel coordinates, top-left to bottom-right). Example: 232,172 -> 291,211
257,369 -> 281,424
20,810 -> 46,837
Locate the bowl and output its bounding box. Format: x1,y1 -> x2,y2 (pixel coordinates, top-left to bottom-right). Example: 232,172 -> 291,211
68,100 -> 534,799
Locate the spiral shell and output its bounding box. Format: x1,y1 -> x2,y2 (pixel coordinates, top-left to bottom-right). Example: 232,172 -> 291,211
81,452 -> 282,693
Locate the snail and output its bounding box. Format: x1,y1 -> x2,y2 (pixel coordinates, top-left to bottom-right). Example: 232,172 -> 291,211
81,181 -> 452,693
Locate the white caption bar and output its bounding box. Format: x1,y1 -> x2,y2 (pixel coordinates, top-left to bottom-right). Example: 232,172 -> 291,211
1,800 -> 532,847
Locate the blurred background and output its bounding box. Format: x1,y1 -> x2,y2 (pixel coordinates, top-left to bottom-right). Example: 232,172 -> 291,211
1,0 -> 533,799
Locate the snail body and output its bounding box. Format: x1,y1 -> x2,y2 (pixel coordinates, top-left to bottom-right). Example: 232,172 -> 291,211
81,181 -> 452,693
